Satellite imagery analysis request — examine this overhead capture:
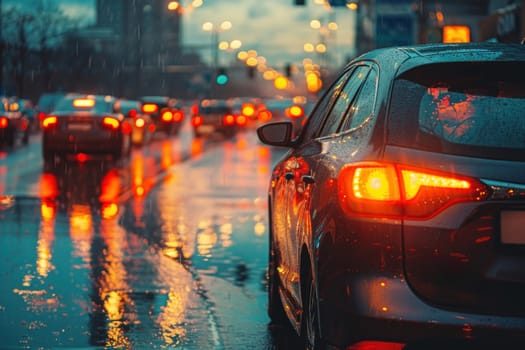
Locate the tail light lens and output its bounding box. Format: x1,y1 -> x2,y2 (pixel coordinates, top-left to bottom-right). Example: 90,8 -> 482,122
223,114 -> 235,126
135,117 -> 145,128
338,162 -> 489,219
0,116 -> 8,129
103,117 -> 120,130
128,109 -> 138,118
173,110 -> 184,122
236,115 -> 248,126
142,103 -> 158,114
242,103 -> 256,118
287,105 -> 304,119
161,110 -> 173,122
192,115 -> 203,127
42,116 -> 58,129
258,110 -> 272,122
121,121 -> 132,134
38,112 -> 47,121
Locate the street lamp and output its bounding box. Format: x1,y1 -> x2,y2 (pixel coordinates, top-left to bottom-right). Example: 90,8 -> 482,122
202,20 -> 232,68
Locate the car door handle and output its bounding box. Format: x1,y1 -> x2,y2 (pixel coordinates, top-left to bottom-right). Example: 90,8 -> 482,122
285,172 -> 294,180
301,175 -> 315,184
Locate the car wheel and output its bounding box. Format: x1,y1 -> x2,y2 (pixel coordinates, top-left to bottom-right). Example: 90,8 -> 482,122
301,272 -> 323,350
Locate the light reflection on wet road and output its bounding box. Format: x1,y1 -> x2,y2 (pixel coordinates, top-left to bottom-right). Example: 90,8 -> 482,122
0,129 -> 294,349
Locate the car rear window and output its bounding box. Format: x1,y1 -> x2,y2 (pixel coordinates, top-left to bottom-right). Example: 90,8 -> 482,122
388,62 -> 525,161
55,96 -> 114,113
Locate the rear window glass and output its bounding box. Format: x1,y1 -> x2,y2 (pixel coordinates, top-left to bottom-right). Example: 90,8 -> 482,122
55,96 -> 114,113
388,62 -> 525,161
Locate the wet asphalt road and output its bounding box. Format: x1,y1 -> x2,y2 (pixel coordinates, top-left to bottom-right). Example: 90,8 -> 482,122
0,123 -> 301,349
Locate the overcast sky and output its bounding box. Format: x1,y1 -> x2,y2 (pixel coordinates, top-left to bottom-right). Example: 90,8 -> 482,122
4,0 -> 357,68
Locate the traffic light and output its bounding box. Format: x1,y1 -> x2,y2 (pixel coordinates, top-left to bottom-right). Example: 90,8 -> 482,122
216,68 -> 229,85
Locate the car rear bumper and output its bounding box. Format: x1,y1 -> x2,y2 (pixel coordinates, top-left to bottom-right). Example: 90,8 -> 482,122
319,274 -> 525,347
43,135 -> 122,155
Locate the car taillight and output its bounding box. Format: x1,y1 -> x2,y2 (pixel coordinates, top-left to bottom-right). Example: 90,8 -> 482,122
142,103 -> 158,114
173,110 -> 184,122
338,162 -> 489,219
122,121 -> 132,134
135,117 -> 145,128
38,112 -> 47,121
192,115 -> 203,127
242,103 -> 256,118
236,115 -> 248,126
258,109 -> 272,122
223,114 -> 235,126
161,110 -> 173,122
287,105 -> 304,119
0,116 -> 8,128
42,116 -> 58,129
103,117 -> 120,130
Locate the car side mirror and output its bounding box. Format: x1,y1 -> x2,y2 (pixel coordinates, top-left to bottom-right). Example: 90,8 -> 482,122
257,122 -> 294,147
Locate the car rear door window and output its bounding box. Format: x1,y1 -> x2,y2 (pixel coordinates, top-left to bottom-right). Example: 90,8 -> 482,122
319,65 -> 370,136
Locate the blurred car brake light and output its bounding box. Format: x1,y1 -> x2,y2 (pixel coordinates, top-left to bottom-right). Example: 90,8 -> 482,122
161,110 -> 174,122
142,103 -> 158,113
287,105 -> 304,118
173,110 -> 184,122
121,121 -> 132,134
103,117 -> 120,130
0,116 -> 8,128
73,98 -> 95,108
223,114 -> 235,126
236,115 -> 248,126
42,116 -> 58,129
128,109 -> 138,118
258,110 -> 272,122
242,103 -> 256,118
135,117 -> 145,128
192,115 -> 203,127
338,162 -> 489,219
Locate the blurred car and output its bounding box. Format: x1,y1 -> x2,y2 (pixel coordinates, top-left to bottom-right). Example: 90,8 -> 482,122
41,94 -> 132,163
191,99 -> 243,138
139,96 -> 184,137
0,97 -> 30,146
257,42 -> 525,349
115,99 -> 154,146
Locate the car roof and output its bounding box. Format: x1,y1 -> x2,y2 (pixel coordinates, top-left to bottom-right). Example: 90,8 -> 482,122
350,42 -> 525,76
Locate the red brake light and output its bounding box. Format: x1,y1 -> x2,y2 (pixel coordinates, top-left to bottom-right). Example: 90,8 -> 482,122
192,115 -> 203,127
0,117 -> 8,129
135,117 -> 145,128
161,110 -> 173,122
142,103 -> 158,114
258,110 -> 272,122
338,162 -> 489,219
42,116 -> 58,129
128,109 -> 138,118
241,103 -> 256,118
121,121 -> 132,134
223,114 -> 235,126
173,110 -> 184,122
236,115 -> 248,126
287,105 -> 304,119
103,117 -> 120,130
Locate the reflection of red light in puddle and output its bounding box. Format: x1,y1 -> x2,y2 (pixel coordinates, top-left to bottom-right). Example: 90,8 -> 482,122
40,173 -> 59,198
135,186 -> 145,197
76,153 -> 88,162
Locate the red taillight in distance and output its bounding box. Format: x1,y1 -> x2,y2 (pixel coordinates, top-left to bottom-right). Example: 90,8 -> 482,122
192,115 -> 203,127
0,116 -> 8,129
103,117 -> 120,130
161,110 -> 174,122
42,115 -> 58,129
286,105 -> 304,119
135,117 -> 145,128
338,162 -> 489,219
173,110 -> 184,122
223,114 -> 236,126
236,114 -> 248,126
